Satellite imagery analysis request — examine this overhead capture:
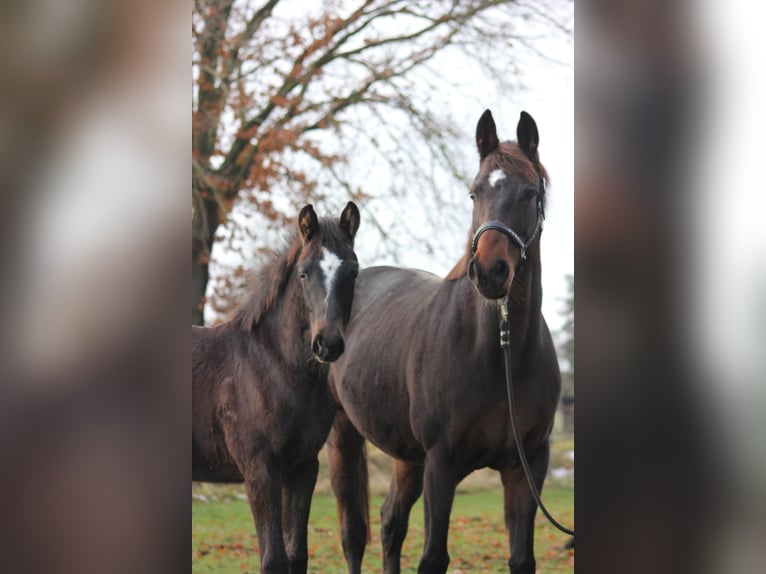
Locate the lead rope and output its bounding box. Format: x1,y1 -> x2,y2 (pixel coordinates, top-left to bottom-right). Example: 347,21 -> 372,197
499,299 -> 575,537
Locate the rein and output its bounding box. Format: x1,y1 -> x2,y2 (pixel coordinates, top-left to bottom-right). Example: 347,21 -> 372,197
498,299 -> 574,537
469,179 -> 574,537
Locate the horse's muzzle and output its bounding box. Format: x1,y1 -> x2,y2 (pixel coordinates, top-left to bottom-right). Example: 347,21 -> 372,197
468,256 -> 512,300
312,333 -> 345,363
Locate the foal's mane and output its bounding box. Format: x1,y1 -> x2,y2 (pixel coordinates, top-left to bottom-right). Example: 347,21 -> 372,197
445,141 -> 549,282
233,231 -> 301,331
233,219 -> 349,331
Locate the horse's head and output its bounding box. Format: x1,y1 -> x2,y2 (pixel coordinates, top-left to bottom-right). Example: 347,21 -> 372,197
467,109 -> 547,300
295,202 -> 360,363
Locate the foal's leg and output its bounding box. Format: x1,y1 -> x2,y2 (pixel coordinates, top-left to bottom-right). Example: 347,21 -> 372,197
417,449 -> 458,574
381,458 -> 424,574
243,461 -> 289,574
500,442 -> 550,574
282,458 -> 319,574
327,411 -> 368,574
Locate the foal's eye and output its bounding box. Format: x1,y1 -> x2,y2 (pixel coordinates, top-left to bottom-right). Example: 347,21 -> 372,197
523,188 -> 538,202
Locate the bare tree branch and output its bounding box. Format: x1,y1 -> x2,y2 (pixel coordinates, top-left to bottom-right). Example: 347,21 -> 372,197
191,0 -> 572,322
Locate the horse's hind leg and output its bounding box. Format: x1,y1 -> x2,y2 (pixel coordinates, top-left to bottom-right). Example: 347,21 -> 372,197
381,458 -> 424,574
282,458 -> 319,574
500,442 -> 550,574
327,411 -> 368,574
243,461 -> 289,574
418,448 -> 458,574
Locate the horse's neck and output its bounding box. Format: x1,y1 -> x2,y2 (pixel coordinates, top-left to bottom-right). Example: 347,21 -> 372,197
260,279 -> 312,367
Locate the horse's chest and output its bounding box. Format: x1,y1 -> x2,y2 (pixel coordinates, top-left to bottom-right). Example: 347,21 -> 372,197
265,382 -> 336,452
222,372 -> 335,457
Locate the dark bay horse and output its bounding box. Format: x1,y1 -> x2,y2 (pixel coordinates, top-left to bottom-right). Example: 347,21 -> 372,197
327,111 -> 561,574
192,202 -> 360,574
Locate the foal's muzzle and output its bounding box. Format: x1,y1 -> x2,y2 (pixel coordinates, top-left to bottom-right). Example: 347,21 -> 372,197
311,332 -> 345,363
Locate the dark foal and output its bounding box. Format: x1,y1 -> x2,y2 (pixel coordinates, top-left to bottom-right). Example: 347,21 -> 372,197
327,111 -> 561,574
192,202 -> 360,574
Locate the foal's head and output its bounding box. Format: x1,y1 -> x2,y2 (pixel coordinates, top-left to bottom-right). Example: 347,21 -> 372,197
467,110 -> 548,300
296,202 -> 360,363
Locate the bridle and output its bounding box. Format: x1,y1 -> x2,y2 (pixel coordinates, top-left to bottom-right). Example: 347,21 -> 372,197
470,180 -> 546,269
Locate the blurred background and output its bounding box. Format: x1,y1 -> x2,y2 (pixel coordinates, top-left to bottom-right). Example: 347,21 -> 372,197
0,1 -> 188,573
576,0 -> 766,572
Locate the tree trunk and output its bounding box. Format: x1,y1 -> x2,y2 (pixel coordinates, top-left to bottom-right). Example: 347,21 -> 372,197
191,240 -> 210,326
192,194 -> 220,326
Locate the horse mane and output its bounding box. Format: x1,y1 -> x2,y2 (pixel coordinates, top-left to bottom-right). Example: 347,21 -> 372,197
232,219 -> 350,331
233,231 -> 302,332
445,140 -> 549,282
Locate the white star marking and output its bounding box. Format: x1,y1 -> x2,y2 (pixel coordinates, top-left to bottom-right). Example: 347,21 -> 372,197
319,248 -> 342,311
489,169 -> 506,187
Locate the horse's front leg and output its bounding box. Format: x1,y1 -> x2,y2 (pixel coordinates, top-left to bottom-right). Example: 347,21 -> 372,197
282,458 -> 319,574
500,442 -> 550,574
243,460 -> 289,574
417,448 -> 458,574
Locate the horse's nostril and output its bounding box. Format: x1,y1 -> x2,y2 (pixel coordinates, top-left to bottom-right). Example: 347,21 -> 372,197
491,260 -> 509,285
314,333 -> 344,362
468,259 -> 477,280
312,336 -> 323,357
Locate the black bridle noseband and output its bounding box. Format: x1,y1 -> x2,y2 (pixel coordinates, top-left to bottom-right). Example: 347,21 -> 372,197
470,184 -> 545,268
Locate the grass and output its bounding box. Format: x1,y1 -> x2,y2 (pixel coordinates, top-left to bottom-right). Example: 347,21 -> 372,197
193,435 -> 574,573
193,484 -> 573,573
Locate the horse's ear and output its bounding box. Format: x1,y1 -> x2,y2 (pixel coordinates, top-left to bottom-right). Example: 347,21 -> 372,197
339,201 -> 360,241
298,204 -> 319,243
476,109 -> 499,161
517,111 -> 539,162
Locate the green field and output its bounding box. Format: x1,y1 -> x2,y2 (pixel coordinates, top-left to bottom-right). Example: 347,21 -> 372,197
192,486 -> 573,573
193,436 -> 573,573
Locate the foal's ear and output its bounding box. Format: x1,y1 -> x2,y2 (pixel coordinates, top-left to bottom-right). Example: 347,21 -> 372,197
339,201 -> 360,241
298,204 -> 319,243
476,109 -> 499,161
517,111 -> 539,162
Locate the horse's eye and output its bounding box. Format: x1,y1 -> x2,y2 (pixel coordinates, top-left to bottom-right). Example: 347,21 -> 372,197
298,271 -> 307,280
468,192 -> 476,201
523,189 -> 537,202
